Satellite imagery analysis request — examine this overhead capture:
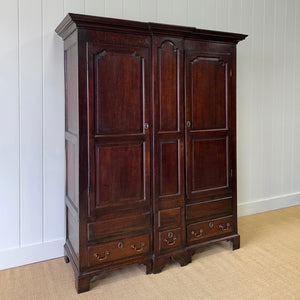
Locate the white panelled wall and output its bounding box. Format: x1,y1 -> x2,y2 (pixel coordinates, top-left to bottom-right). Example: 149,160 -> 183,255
1,0 -> 300,270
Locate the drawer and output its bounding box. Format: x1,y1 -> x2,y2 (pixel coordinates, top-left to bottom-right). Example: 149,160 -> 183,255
158,208 -> 181,229
159,228 -> 182,251
88,235 -> 149,267
186,197 -> 232,221
88,213 -> 150,242
187,216 -> 233,243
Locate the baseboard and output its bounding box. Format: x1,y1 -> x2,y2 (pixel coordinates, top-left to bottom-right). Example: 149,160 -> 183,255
238,192 -> 300,217
0,238 -> 65,270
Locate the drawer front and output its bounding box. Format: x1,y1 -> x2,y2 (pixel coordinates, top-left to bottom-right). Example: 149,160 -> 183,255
159,228 -> 182,251
158,208 -> 181,229
88,235 -> 149,266
88,213 -> 150,242
186,197 -> 232,221
187,216 -> 233,243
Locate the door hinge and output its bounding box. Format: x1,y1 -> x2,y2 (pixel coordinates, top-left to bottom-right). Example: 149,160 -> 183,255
230,69 -> 232,77
88,185 -> 91,197
230,169 -> 233,177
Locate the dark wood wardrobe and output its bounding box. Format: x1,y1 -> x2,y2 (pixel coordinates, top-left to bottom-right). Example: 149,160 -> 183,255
56,14 -> 247,293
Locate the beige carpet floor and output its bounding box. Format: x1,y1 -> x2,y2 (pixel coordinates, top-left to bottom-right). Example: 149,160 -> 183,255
1,205 -> 300,300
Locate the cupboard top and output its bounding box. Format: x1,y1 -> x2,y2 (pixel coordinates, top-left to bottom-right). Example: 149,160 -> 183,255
55,13 -> 247,44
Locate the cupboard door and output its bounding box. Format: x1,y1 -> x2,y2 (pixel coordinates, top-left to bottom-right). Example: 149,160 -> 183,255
153,37 -> 185,252
87,42 -> 151,217
154,39 -> 185,203
185,47 -> 234,202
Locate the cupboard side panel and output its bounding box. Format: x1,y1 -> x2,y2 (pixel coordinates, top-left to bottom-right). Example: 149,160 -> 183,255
64,39 -> 80,265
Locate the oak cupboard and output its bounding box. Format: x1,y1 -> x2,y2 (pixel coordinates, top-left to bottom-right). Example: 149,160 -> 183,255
56,14 -> 247,293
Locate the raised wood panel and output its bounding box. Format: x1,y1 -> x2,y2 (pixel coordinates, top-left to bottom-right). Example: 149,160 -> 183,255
95,143 -> 145,207
66,139 -> 78,209
94,49 -> 144,135
159,141 -> 179,196
67,207 -> 79,257
65,45 -> 78,135
88,213 -> 150,242
191,138 -> 228,192
186,197 -> 232,221
190,56 -> 227,130
158,208 -> 181,229
158,41 -> 179,132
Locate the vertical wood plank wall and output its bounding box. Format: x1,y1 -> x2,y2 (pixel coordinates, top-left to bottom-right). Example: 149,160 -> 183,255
0,0 -> 300,270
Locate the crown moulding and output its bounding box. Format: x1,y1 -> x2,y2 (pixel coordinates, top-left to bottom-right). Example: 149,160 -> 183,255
55,13 -> 247,44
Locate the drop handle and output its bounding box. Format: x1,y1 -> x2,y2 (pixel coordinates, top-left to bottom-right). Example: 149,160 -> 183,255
94,250 -> 110,261
186,121 -> 191,128
131,242 -> 145,252
219,222 -> 231,231
163,232 -> 177,246
163,237 -> 177,246
191,229 -> 203,237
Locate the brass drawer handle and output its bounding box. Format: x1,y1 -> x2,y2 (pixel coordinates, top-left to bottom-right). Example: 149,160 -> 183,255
94,250 -> 110,261
219,222 -> 231,231
163,237 -> 177,246
131,242 -> 145,252
191,229 -> 203,237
